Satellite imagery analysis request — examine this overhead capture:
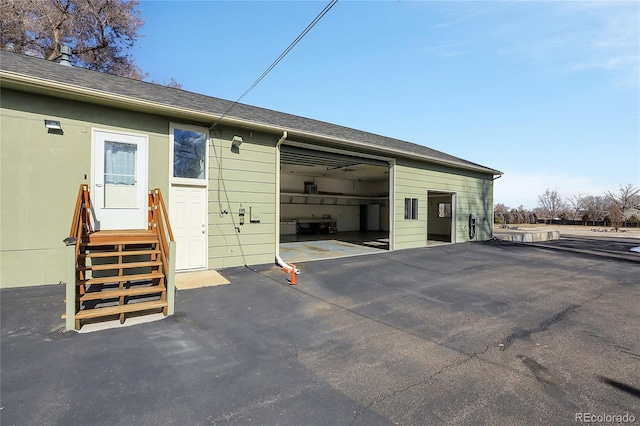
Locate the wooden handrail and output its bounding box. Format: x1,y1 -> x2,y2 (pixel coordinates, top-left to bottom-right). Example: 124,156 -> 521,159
68,184 -> 92,275
148,189 -> 174,280
69,184 -> 85,239
69,184 -> 92,240
157,190 -> 174,242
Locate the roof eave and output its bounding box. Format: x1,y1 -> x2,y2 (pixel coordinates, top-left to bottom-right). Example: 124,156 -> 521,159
1,70 -> 503,176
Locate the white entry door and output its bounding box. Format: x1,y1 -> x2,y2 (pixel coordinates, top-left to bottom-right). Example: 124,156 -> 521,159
169,123 -> 209,271
92,130 -> 148,230
170,186 -> 207,270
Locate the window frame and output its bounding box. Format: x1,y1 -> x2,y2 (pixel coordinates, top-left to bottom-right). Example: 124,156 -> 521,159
404,197 -> 419,220
438,202 -> 452,218
169,123 -> 209,186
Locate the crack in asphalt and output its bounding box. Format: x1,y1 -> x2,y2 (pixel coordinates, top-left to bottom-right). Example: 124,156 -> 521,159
349,289 -> 611,425
251,266 -> 622,425
350,345 -> 490,426
500,304 -> 579,350
499,291 -> 606,351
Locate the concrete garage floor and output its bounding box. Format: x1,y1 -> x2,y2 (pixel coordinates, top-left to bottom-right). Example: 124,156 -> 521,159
2,237 -> 639,425
280,231 -> 389,263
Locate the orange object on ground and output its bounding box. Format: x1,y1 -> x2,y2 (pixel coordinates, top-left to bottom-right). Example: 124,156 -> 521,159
282,264 -> 297,285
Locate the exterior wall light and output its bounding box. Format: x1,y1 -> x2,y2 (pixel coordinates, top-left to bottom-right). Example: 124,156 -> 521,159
231,135 -> 243,147
44,120 -> 62,130
45,119 -> 63,135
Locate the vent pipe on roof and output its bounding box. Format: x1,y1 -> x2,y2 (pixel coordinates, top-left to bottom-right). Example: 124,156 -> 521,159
59,45 -> 72,66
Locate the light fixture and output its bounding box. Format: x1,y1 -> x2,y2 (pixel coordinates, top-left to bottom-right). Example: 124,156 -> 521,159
44,120 -> 62,130
231,135 -> 243,147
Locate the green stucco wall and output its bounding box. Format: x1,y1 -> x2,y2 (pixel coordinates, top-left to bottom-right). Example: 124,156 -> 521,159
0,89 -> 170,288
395,159 -> 494,249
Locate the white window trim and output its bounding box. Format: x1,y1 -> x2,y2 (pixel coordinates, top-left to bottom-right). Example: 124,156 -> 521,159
169,122 -> 210,187
405,197 -> 419,220
426,189 -> 458,244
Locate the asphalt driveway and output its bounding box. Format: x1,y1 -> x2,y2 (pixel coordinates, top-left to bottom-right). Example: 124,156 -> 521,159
2,237 -> 639,425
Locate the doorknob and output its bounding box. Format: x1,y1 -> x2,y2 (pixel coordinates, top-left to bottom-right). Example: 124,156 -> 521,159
96,183 -> 103,187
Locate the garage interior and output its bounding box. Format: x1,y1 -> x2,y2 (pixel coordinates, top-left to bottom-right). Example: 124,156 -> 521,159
279,145 -> 390,263
427,191 -> 454,245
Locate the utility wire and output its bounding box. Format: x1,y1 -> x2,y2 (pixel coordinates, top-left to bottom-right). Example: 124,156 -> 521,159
210,0 -> 339,129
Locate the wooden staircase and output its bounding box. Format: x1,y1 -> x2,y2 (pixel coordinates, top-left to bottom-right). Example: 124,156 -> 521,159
66,185 -> 174,330
74,230 -> 167,330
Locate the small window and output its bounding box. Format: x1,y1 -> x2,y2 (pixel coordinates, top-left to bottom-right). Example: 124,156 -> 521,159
173,128 -> 207,180
438,203 -> 452,218
405,198 -> 418,220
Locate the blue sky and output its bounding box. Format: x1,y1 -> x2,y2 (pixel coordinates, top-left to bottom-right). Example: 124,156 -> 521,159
135,1 -> 639,209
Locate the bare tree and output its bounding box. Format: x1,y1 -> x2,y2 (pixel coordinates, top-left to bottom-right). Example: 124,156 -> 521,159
566,194 -> 585,220
608,203 -> 623,231
150,77 -> 183,89
606,184 -> 640,216
1,0 -> 145,78
494,203 -> 509,224
537,188 -> 566,221
582,195 -> 608,224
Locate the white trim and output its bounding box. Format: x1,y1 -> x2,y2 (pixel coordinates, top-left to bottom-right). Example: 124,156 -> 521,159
169,122 -> 210,270
90,127 -> 149,230
389,159 -> 396,251
426,189 -> 457,244
169,122 -> 210,186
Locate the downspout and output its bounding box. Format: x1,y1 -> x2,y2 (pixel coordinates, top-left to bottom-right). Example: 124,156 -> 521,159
491,174 -> 503,239
275,131 -> 300,274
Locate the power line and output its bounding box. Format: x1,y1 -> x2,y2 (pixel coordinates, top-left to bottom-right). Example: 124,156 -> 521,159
211,0 -> 339,129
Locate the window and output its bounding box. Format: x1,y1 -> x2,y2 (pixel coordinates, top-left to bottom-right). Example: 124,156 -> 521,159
104,141 -> 136,185
173,128 -> 207,180
404,198 -> 418,220
438,202 -> 452,218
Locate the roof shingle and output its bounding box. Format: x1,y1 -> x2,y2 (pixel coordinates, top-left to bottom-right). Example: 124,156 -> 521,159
0,50 -> 501,174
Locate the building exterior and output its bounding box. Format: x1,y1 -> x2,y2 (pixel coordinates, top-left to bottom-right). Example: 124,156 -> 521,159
1,50 -> 502,290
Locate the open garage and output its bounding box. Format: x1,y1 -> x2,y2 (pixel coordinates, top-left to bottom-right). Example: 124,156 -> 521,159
278,144 -> 391,263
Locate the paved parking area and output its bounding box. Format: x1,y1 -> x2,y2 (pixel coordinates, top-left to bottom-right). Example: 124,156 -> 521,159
1,238 -> 639,425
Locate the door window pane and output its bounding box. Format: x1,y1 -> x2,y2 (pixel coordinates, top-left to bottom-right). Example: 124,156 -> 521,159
174,128 -> 206,179
104,141 -> 136,185
104,141 -> 137,208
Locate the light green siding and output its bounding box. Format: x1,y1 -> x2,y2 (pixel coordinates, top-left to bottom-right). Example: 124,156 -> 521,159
0,89 -> 170,288
1,86 -> 497,288
207,128 -> 277,268
395,159 -> 494,250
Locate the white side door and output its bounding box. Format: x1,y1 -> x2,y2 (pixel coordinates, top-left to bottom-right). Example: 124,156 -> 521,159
170,186 -> 207,270
93,130 -> 148,230
169,123 -> 209,271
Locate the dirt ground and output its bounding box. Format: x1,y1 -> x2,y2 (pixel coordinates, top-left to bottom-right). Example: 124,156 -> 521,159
494,223 -> 640,239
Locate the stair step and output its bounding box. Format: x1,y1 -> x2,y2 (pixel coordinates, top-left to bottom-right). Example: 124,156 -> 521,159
82,230 -> 158,246
82,238 -> 158,247
80,285 -> 165,302
75,300 -> 167,320
81,249 -> 161,258
80,271 -> 164,286
79,260 -> 162,272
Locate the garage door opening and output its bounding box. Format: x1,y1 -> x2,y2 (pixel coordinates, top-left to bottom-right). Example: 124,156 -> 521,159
279,145 -> 390,263
427,191 -> 454,246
